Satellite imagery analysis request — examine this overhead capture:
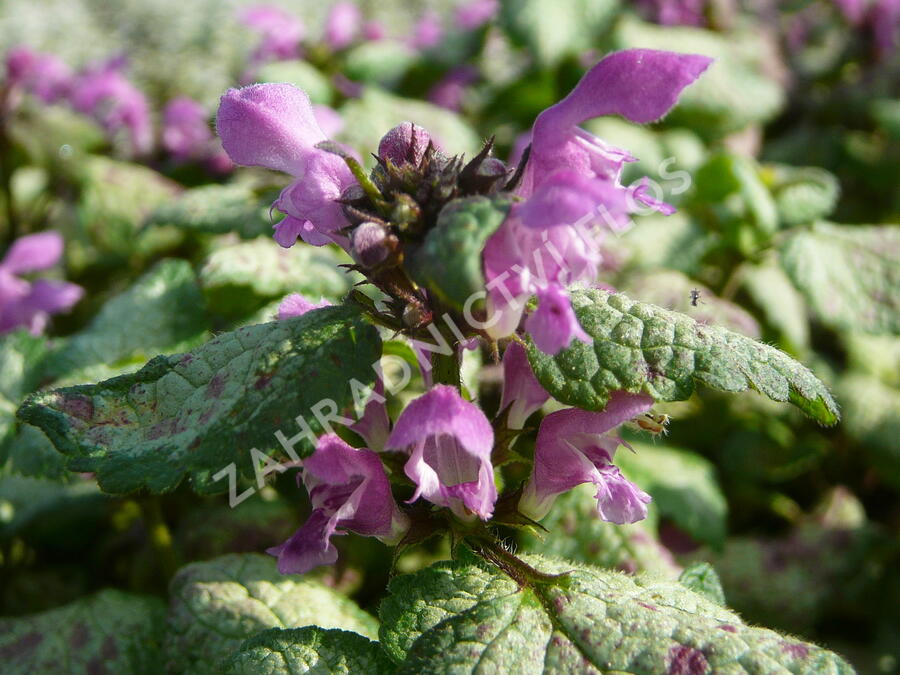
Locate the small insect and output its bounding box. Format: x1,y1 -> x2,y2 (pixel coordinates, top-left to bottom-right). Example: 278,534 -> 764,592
690,288 -> 702,307
630,412 -> 671,435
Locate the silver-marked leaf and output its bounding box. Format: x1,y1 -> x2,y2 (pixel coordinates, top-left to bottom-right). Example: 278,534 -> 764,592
409,195 -> 512,311
43,259 -> 208,381
166,554 -> 379,675
741,257 -> 810,354
0,589 -> 165,674
519,483 -> 681,577
379,554 -> 853,673
224,627 -> 393,675
17,305 -> 380,494
526,288 -> 838,425
200,238 -> 357,317
780,222 -> 899,335
618,441 -> 728,547
144,183 -> 272,239
765,164 -> 839,227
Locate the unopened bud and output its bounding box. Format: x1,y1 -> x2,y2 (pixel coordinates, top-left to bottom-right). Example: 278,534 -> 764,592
351,221 -> 395,268
378,122 -> 433,167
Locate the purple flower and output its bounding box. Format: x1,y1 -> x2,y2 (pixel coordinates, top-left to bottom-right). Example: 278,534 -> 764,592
386,385 -> 497,520
312,104 -> 344,138
277,293 -> 331,320
324,2 -> 362,51
350,378 -> 391,451
268,434 -> 408,574
363,20 -> 387,41
499,342 -> 549,430
410,11 -> 444,49
69,65 -> 152,155
427,66 -> 478,111
636,0 -> 708,27
519,392 -> 655,524
162,97 -> 214,161
5,46 -> 72,103
520,49 -> 711,196
239,5 -> 305,64
216,83 -> 356,249
454,0 -> 499,30
0,232 -> 82,335
482,50 -> 710,353
871,0 -> 899,57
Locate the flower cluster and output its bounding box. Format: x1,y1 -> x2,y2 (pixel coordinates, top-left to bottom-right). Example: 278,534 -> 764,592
0,232 -> 82,335
215,48 -> 709,574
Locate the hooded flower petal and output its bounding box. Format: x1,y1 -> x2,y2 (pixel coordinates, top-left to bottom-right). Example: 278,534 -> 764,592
499,342 -> 549,429
277,293 -> 331,319
520,391 -> 654,523
240,5 -> 305,63
268,434 -> 407,575
523,49 -> 712,194
525,285 -> 591,356
1,231 -> 64,274
386,385 -> 496,520
411,11 -> 443,49
216,83 -> 326,174
70,66 -> 152,155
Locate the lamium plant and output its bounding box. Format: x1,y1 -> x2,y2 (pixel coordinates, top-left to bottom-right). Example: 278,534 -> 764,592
13,46 -> 854,674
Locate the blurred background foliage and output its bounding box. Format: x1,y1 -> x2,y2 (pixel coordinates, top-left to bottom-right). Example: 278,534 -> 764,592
0,0 -> 897,672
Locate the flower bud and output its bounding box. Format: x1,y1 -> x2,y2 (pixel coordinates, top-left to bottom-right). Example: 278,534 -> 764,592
378,122 -> 432,167
351,221 -> 395,269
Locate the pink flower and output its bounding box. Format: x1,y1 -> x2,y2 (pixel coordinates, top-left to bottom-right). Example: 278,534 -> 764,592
216,83 -> 356,249
427,66 -> 478,111
5,46 -> 72,103
454,0 -> 499,30
519,392 -> 655,524
377,122 -> 433,166
410,11 -> 444,49
324,2 -> 362,51
386,385 -> 497,521
0,232 -> 82,335
239,5 -> 305,64
162,97 -> 213,160
482,50 -> 710,354
69,65 -> 152,155
499,342 -> 549,430
268,434 -> 408,574
277,293 -> 331,320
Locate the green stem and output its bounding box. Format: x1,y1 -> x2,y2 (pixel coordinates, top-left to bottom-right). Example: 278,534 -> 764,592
139,497 -> 178,582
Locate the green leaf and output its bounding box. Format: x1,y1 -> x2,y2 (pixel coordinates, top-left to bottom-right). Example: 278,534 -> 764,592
0,589 -> 165,674
693,153 -> 778,237
17,305 -> 381,494
525,288 -> 839,425
379,554 -> 853,673
613,17 -> 784,136
68,156 -> 182,265
200,238 -> 357,318
618,441 -> 728,547
765,164 -> 839,227
409,195 -> 512,311
519,483 -> 681,577
343,41 -> 418,87
610,211 -> 712,274
43,259 -> 209,381
835,373 -> 900,490
499,0 -> 619,66
339,88 -> 481,164
679,562 -> 726,606
741,257 -> 810,354
224,627 -> 394,675
3,424 -> 68,480
144,183 -> 273,239
780,222 -> 899,335
0,474 -> 104,540
255,60 -> 334,105
0,331 -> 49,451
166,554 -> 379,675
